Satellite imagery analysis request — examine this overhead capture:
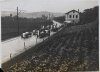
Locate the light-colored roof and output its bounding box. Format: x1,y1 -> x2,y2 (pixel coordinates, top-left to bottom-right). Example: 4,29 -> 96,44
65,10 -> 79,14
64,21 -> 71,23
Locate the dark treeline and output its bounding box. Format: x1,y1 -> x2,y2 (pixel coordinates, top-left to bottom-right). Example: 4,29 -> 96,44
54,6 -> 99,24
80,6 -> 99,24
1,16 -> 53,40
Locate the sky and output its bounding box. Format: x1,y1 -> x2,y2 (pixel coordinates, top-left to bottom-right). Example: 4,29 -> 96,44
0,0 -> 99,13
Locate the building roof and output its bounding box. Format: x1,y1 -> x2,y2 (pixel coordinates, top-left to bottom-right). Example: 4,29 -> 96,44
65,9 -> 80,14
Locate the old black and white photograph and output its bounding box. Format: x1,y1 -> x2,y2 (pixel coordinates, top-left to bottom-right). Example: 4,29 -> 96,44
1,0 -> 99,72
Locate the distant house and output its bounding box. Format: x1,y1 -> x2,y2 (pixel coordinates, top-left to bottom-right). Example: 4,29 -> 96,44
65,9 -> 80,24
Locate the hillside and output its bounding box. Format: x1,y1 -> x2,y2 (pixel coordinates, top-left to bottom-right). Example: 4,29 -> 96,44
2,19 -> 99,71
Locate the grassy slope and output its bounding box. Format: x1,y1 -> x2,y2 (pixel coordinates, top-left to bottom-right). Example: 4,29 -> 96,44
2,19 -> 99,72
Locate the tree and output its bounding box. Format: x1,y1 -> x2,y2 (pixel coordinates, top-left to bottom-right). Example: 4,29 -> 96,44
80,6 -> 99,24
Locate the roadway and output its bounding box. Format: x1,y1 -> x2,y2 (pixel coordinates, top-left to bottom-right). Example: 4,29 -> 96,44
1,20 -> 62,63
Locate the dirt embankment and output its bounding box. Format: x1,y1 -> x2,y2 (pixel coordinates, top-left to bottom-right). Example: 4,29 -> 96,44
2,20 -> 99,72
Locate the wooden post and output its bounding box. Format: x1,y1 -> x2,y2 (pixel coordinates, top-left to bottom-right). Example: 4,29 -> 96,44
36,36 -> 37,45
24,39 -> 26,50
43,38 -> 44,41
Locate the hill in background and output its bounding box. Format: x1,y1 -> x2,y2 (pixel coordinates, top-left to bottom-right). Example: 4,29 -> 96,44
1,11 -> 64,18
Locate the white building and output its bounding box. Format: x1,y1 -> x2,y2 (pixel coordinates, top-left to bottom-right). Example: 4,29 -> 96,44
65,9 -> 80,24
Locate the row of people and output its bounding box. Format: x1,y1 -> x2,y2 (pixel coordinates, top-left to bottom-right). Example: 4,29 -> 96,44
21,24 -> 62,39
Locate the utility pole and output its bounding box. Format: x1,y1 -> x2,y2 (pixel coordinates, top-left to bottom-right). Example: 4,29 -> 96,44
49,13 -> 51,36
17,7 -> 19,35
48,13 -> 50,20
10,53 -> 12,60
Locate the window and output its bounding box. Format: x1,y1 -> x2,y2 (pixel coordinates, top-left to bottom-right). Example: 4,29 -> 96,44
73,15 -> 74,18
69,15 -> 71,18
76,15 -> 78,18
